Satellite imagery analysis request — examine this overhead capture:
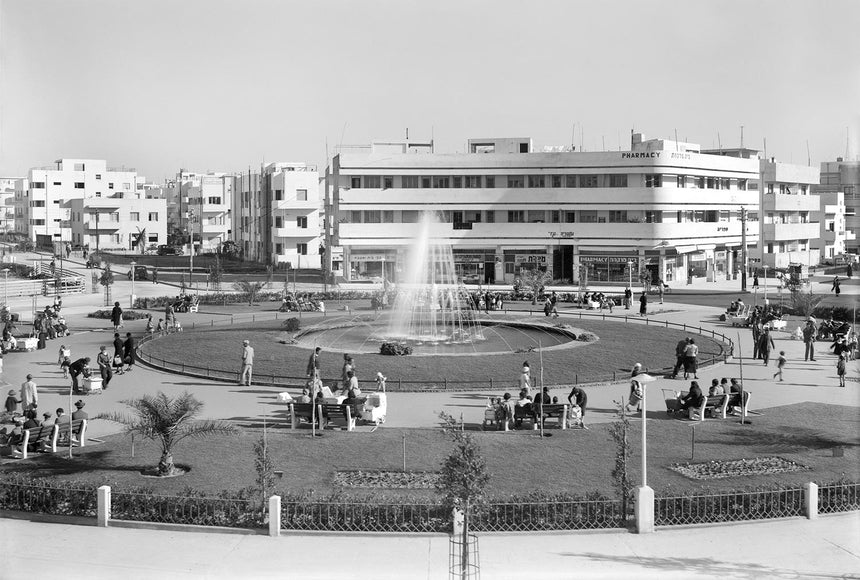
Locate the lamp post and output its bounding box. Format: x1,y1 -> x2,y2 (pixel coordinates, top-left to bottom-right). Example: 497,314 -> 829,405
130,261 -> 136,308
627,260 -> 633,290
2,268 -> 9,308
763,264 -> 768,305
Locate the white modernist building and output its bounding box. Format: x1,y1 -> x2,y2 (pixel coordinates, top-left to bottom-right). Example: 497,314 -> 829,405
177,171 -> 233,253
0,177 -> 21,234
327,134 -> 763,285
17,159 -> 142,244
67,195 -> 168,253
816,159 -> 859,256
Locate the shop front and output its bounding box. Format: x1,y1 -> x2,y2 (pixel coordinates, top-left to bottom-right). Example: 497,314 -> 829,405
348,251 -> 397,283
453,251 -> 496,285
503,250 -> 548,284
579,255 -> 638,284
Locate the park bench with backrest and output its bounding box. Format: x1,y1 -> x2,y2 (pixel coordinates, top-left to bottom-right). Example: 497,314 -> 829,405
512,403 -> 569,430
688,394 -> 729,421
289,402 -> 363,431
10,419 -> 87,459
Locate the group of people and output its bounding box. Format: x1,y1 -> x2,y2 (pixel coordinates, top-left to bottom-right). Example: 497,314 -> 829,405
282,293 -> 325,313
31,301 -> 70,350
669,337 -> 700,380
800,317 -> 854,387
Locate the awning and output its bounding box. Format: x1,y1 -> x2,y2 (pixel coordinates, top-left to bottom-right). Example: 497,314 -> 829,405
674,244 -> 716,254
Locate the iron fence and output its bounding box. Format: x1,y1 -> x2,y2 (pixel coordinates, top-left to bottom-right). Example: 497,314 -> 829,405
280,500 -> 449,533
655,488 -> 805,526
111,491 -> 265,528
0,479 -> 97,517
135,309 -> 734,392
471,499 -> 626,532
818,482 -> 860,514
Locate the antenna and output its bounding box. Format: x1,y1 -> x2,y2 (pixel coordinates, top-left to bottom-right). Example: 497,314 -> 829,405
740,125 -> 744,148
846,126 -> 851,160
674,129 -> 679,151
571,123 -> 575,150
718,132 -> 722,153
580,125 -> 584,152
602,136 -> 605,151
763,137 -> 767,160
806,140 -> 811,166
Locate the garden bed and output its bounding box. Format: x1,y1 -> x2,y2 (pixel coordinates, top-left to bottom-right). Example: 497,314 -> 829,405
669,456 -> 811,480
333,470 -> 439,489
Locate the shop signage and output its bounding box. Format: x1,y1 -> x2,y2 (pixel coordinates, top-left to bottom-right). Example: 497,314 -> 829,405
515,254 -> 546,264
620,151 -> 692,161
690,252 -> 706,261
715,251 -> 727,259
350,254 -> 389,262
549,231 -> 575,238
579,256 -> 636,264
454,254 -> 486,263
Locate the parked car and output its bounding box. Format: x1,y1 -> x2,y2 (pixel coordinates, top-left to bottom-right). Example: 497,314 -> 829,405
127,265 -> 148,280
157,245 -> 183,256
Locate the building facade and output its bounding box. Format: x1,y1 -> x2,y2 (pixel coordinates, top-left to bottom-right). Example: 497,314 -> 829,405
177,171 -> 233,253
817,158 -> 859,255
327,134 -> 762,285
67,195 -> 168,253
230,163 -> 321,268
0,178 -> 20,234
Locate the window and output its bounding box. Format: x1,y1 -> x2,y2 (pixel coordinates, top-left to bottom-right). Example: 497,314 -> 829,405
296,189 -> 308,201
695,176 -> 704,188
402,176 -> 419,188
580,211 -> 598,223
465,176 -> 482,188
29,219 -> 45,225
580,175 -> 598,188
364,210 -> 381,224
95,192 -> 101,197
767,243 -> 773,253
645,175 -> 662,188
275,189 -> 283,201
485,176 -> 495,188
382,211 -> 394,223
384,176 -> 393,189
644,211 -> 662,223
32,182 -> 45,189
767,183 -> 774,194
297,216 -> 308,228
507,176 -> 525,188
485,210 -> 495,223
719,210 -> 730,222
401,210 -> 419,223
29,200 -> 45,207
432,176 -> 450,188
551,210 -> 560,223
108,183 -> 114,190
123,183 -> 131,191
276,243 -> 283,254
421,177 -> 431,188
705,211 -> 718,222
609,174 -> 628,187
527,210 -> 545,223
148,235 -> 158,242
74,182 -> 85,189
738,179 -> 747,191
551,175 -> 562,188
801,185 -> 808,195
53,181 -> 62,186
608,210 -> 628,223
148,212 -> 158,221
564,211 -> 575,223
705,177 -> 715,189
507,210 -> 525,223
208,197 -> 222,204
780,184 -> 787,194
779,242 -> 785,253
565,175 -> 577,187
350,177 -> 361,189
74,163 -> 85,171
676,175 -> 686,188
364,176 -> 381,188
723,178 -> 731,190
130,212 -> 140,221
275,216 -> 283,228
350,211 -> 362,223
95,174 -> 101,180
527,175 -> 545,188
800,212 -> 809,223
112,234 -> 121,243
297,243 -> 308,255
452,176 -> 462,188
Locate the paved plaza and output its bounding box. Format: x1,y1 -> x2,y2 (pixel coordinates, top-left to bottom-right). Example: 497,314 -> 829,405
1,251 -> 858,578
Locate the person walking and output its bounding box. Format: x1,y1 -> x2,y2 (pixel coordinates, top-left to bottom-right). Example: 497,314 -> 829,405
837,352 -> 847,387
165,303 -> 175,330
96,345 -> 113,389
112,332 -> 125,375
626,363 -> 645,414
831,276 -> 840,294
773,350 -> 787,382
122,332 -> 136,373
638,291 -> 648,316
657,278 -> 665,304
519,362 -> 531,395
110,301 -> 123,332
20,374 -> 38,411
683,339 -> 699,380
152,267 -> 158,284
239,339 -> 254,386
752,272 -> 759,289
834,277 -> 841,297
624,287 -> 632,309
759,327 -> 776,365
671,337 -> 690,379
306,346 -> 321,379
802,319 -> 817,361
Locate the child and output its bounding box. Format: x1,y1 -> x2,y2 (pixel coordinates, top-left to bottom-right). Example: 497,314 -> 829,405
174,320 -> 183,332
145,316 -> 154,334
58,344 -> 71,365
4,389 -> 19,416
837,352 -> 847,387
156,318 -> 165,333
773,350 -> 787,382
61,356 -> 71,379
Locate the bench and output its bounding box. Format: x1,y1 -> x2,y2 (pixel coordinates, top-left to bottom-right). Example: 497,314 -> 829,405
11,419 -> 87,459
188,301 -> 200,314
767,319 -> 787,331
289,403 -> 359,431
512,403 -> 569,430
689,394 -> 729,421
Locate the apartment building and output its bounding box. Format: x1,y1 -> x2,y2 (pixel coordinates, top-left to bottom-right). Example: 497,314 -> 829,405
16,159 -> 143,243
327,134 -> 762,285
67,195 -> 167,253
816,191 -> 850,261
817,158 -> 859,255
177,171 -> 233,253
231,163 -> 321,268
0,178 -> 20,233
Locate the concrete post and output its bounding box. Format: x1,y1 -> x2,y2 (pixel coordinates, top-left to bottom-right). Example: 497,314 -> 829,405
452,507 -> 465,537
269,495 -> 281,536
635,485 -> 654,533
804,482 -> 818,519
97,485 -> 111,527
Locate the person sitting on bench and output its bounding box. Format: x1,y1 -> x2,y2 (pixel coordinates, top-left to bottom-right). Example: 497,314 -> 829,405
679,381 -> 704,412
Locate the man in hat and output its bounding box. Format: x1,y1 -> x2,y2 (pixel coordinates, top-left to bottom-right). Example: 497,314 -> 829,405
20,374 -> 38,411
306,346 -> 321,378
519,362 -> 531,395
802,318 -> 817,362
69,357 -> 91,393
72,400 -> 88,421
96,345 -> 113,389
239,339 -> 254,386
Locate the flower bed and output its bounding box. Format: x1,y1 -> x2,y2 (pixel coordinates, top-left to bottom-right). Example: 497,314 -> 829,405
333,470 -> 439,489
87,309 -> 150,320
669,456 -> 810,480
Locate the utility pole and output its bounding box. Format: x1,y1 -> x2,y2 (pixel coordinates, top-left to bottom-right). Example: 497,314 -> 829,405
740,206 -> 748,291
189,208 -> 194,282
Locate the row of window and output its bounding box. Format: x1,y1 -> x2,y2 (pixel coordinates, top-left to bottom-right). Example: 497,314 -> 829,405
274,243 -> 308,255
765,241 -> 809,253
273,189 -> 309,202
346,209 -> 761,225
31,180 -> 133,191
348,174 -> 753,191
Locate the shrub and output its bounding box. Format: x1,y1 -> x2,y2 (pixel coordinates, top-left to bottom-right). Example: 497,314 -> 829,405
87,310 -> 150,320
380,342 -> 413,356
577,331 -> 599,342
283,318 -> 301,332
810,305 -> 852,321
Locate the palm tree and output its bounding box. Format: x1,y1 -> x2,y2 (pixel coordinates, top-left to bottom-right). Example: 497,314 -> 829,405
98,391 -> 238,476
233,280 -> 267,306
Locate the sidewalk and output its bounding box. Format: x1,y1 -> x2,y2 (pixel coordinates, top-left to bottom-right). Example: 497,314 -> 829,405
1,512 -> 858,579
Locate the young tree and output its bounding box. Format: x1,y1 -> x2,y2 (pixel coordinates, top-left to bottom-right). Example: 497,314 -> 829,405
790,289 -> 824,319
517,268 -> 553,305
98,391 -> 238,476
436,412 -> 489,578
99,262 -> 115,306
253,431 -> 276,505
233,280 -> 267,306
609,400 -> 634,520
209,253 -> 224,292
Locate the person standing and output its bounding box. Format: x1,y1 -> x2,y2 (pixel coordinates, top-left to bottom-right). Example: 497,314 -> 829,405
341,354 -> 354,388
639,291 -> 648,316
671,337 -> 690,379
657,278 -> 665,304
759,327 -> 775,365
152,267 -> 158,284
519,362 -> 531,394
831,276 -> 839,293
847,263 -> 853,279
752,272 -> 759,289
239,339 -> 254,386
802,319 -> 817,362
626,363 -> 645,414
306,346 -> 321,378
111,301 -> 123,332
837,352 -> 847,387
567,385 -> 588,428
834,277 -> 841,297
683,339 -> 699,380
112,332 -> 125,375
624,287 -> 632,309
165,303 -> 175,330
123,332 -> 135,372
20,374 -> 38,411
752,320 -> 763,360
96,345 -> 113,389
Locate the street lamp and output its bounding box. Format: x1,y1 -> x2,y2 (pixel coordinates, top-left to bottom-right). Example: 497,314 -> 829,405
2,268 -> 9,308
130,260 -> 136,308
188,209 -> 195,285
627,260 -> 633,289
763,264 -> 769,305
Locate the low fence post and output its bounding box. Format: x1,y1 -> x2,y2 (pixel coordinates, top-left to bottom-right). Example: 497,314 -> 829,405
634,485 -> 654,534
97,485 -> 111,527
804,482 -> 818,519
269,495 -> 281,536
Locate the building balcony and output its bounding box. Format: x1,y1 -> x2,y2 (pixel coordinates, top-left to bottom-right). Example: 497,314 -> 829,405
84,222 -> 121,231
200,203 -> 229,214
760,193 -> 820,212
273,226 -> 317,239
83,199 -> 124,209
761,222 -> 820,241
199,222 -> 228,233
274,198 -> 317,211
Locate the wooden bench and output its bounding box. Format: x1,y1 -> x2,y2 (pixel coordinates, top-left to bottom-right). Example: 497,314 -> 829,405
513,403 -> 569,430
689,394 -> 729,421
727,391 -> 752,416
12,419 -> 87,459
289,403 -> 359,431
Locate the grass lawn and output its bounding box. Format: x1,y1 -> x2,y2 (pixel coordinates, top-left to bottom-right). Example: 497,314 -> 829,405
140,316 -> 726,388
5,403 -> 856,499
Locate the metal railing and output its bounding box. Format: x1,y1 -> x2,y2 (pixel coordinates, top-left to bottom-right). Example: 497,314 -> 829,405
471,499 -> 626,532
135,308 -> 734,392
111,491 -> 264,528
818,482 -> 860,514
280,500 -> 449,533
0,479 -> 97,517
654,488 -> 805,526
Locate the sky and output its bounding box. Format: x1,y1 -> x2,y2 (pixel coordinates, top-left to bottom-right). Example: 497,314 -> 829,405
1,0 -> 859,181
